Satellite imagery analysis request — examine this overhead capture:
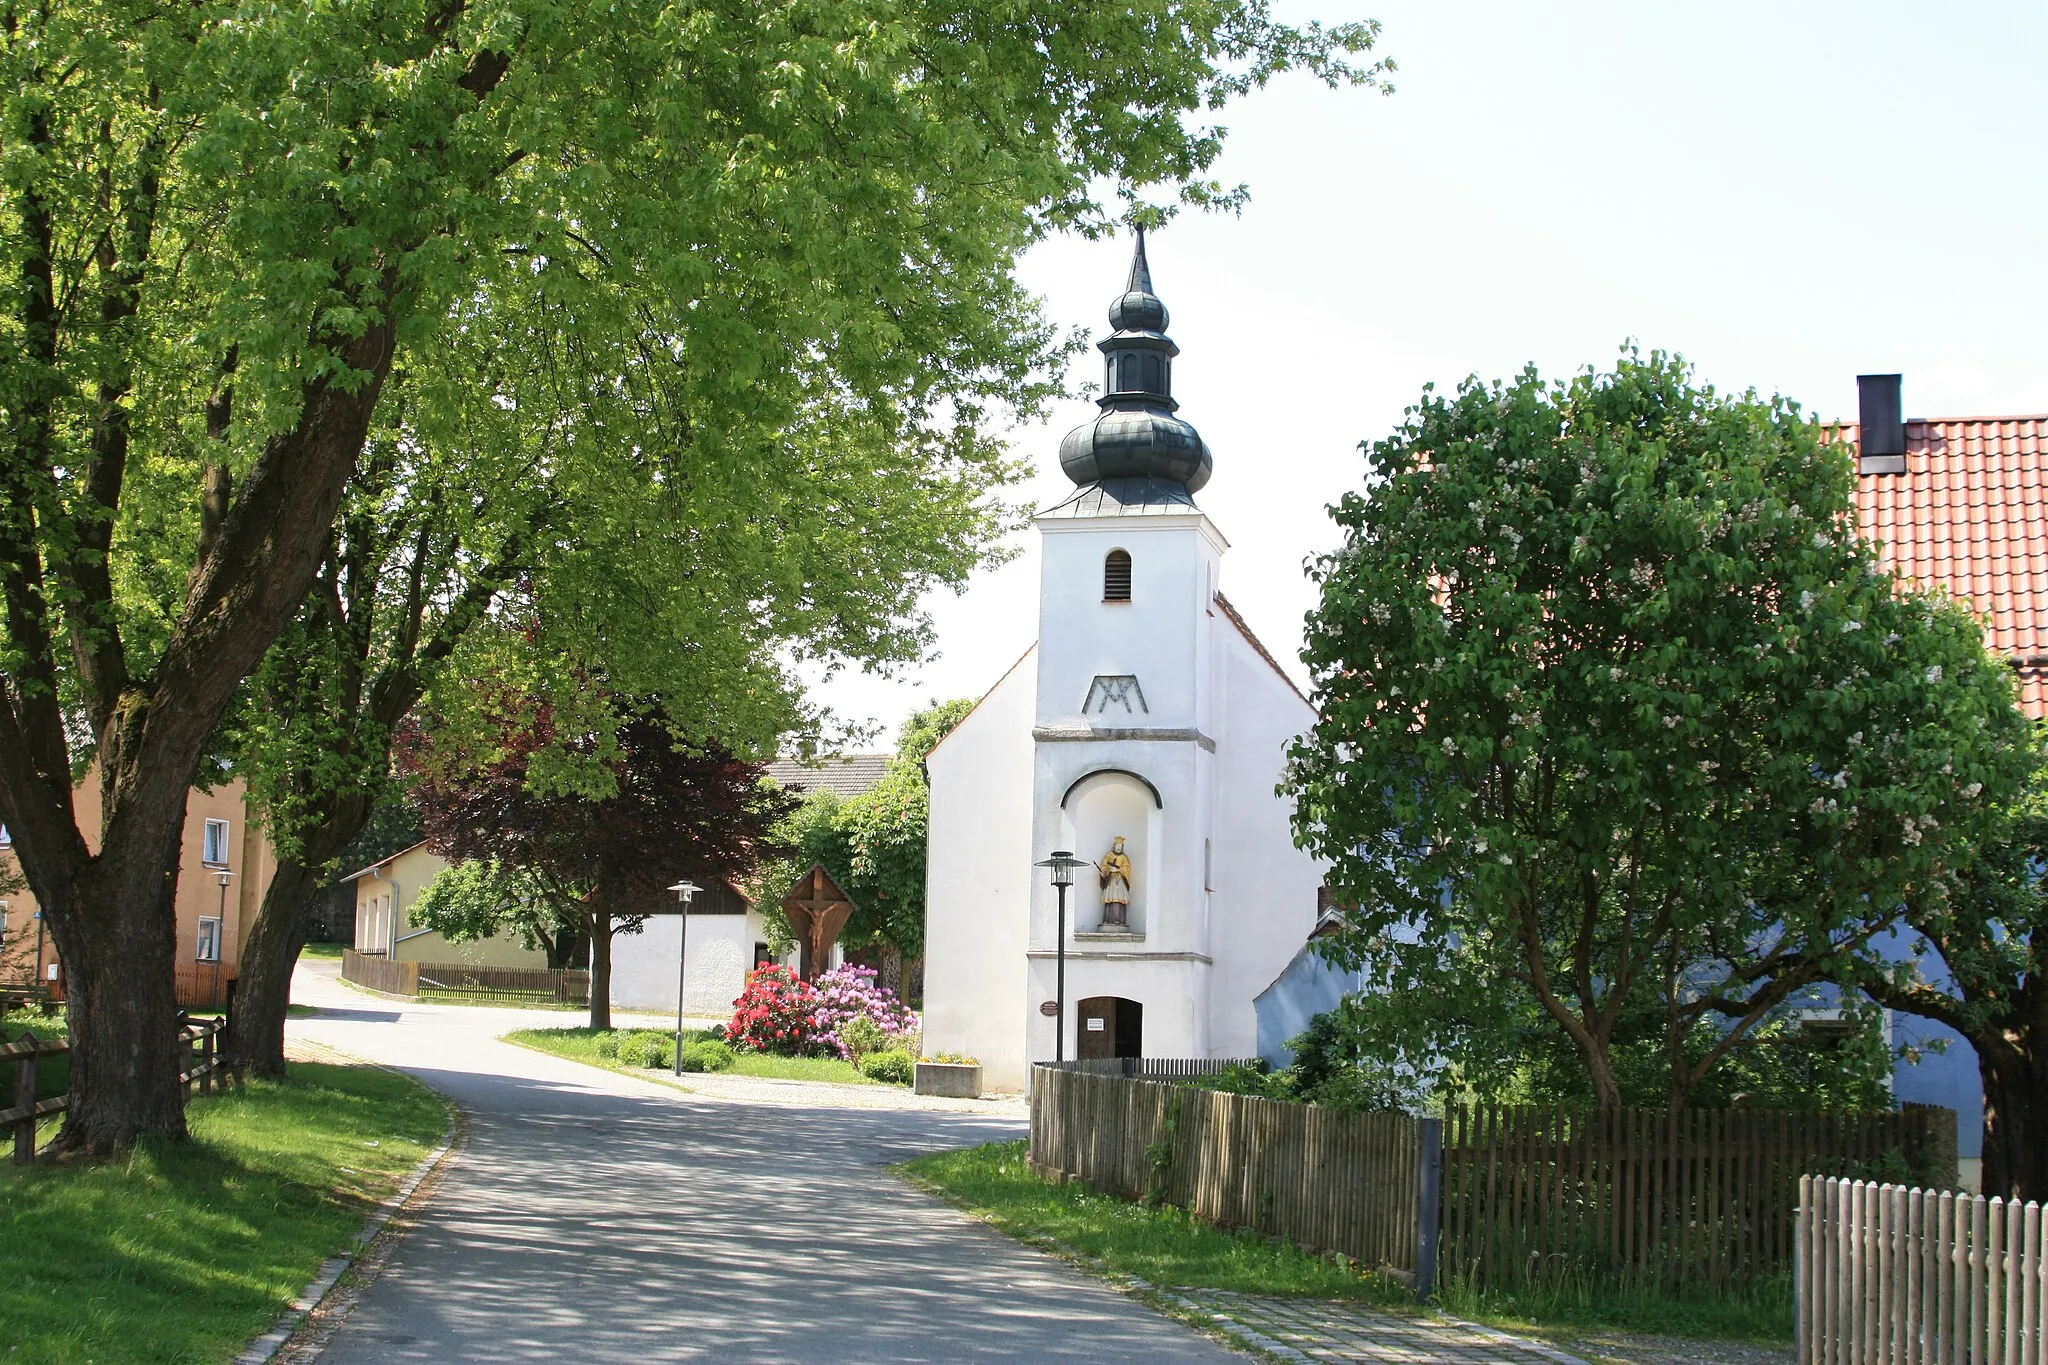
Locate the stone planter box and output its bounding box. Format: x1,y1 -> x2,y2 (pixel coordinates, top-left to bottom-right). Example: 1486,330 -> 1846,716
914,1061 -> 982,1098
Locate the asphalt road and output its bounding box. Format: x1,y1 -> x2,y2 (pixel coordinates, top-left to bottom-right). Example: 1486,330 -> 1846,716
287,964 -> 1239,1363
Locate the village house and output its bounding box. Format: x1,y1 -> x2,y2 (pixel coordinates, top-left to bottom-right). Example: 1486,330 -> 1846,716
920,235 -> 1330,1092
344,842 -> 549,969
608,755 -> 884,1017
1,774 -> 278,1008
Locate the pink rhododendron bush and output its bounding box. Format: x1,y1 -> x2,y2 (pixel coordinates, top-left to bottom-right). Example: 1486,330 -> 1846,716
811,964 -> 919,1060
725,965 -> 828,1054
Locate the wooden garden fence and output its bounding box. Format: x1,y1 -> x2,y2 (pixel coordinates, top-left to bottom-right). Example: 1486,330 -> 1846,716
1030,1064 -> 1959,1298
1795,1175 -> 2045,1365
1442,1105 -> 1955,1290
1030,1065 -> 1437,1288
341,949 -> 587,1003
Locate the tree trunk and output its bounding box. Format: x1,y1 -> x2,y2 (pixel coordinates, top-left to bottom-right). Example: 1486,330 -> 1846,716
224,859 -> 324,1079
40,831 -> 189,1156
1978,1042 -> 2047,1203
587,907 -> 612,1031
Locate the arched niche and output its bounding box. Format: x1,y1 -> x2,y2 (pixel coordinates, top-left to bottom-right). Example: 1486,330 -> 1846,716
1059,770 -> 1161,935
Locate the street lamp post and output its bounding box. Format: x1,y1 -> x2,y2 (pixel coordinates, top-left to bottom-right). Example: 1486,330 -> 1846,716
668,880 -> 699,1076
1034,851 -> 1088,1064
214,871 -> 233,1009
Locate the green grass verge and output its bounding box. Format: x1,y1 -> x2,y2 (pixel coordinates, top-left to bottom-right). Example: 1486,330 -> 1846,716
900,1140 -> 1412,1304
297,941 -> 347,961
504,1025 -> 878,1086
903,1140 -> 1793,1346
0,1060 -> 446,1364
1436,1270 -> 1793,1345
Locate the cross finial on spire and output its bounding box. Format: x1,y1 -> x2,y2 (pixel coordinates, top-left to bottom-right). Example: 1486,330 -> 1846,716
1125,223 -> 1153,295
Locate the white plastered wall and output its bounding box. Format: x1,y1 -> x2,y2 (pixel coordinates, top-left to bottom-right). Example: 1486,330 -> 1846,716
610,910 -> 771,1017
921,647 -> 1039,1090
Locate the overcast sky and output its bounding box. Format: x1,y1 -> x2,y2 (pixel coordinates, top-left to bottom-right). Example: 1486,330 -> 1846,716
805,0 -> 2048,750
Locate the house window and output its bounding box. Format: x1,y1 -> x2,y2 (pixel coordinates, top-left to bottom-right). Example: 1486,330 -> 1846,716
202,818 -> 230,868
0,822 -> 10,845
196,917 -> 222,964
1204,839 -> 1213,892
754,942 -> 774,969
1104,549 -> 1132,602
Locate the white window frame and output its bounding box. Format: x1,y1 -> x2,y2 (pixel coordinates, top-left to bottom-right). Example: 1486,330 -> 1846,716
202,818 -> 230,868
196,916 -> 223,964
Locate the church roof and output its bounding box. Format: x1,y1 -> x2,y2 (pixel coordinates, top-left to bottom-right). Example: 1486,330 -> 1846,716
764,754 -> 891,798
1036,476 -> 1201,519
1213,592 -> 1310,706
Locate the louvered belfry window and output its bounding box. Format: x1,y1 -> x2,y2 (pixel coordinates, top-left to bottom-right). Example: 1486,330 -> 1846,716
1104,549 -> 1133,602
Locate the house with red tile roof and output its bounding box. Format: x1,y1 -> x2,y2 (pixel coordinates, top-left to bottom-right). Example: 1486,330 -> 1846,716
1841,375 -> 2047,1191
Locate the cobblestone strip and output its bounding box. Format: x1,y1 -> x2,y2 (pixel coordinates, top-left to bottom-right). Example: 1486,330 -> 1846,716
1171,1289 -> 1592,1365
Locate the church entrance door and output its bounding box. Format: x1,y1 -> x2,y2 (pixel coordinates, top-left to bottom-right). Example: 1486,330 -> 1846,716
1076,996 -> 1142,1061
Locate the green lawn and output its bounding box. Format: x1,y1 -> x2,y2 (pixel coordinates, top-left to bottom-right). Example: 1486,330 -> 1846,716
903,1141 -> 1794,1346
297,940 -> 347,961
901,1140 -> 1410,1304
0,1059 -> 446,1364
504,1025 -> 880,1086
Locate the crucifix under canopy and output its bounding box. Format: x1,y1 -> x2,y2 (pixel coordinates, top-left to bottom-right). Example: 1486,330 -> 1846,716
780,863 -> 858,982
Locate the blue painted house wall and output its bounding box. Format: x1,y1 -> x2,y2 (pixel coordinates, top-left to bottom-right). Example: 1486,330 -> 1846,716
1253,940 -> 1362,1068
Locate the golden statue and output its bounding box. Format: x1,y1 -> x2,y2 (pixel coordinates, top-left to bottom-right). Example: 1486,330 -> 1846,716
1097,835 -> 1132,927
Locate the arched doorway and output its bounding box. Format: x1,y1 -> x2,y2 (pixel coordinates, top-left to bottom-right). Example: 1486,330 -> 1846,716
1077,996 -> 1142,1061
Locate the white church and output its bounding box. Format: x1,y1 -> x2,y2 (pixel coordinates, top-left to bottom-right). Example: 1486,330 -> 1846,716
922,235 -> 1330,1092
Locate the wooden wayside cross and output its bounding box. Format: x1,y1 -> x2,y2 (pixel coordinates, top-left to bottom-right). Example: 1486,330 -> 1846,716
780,864 -> 857,982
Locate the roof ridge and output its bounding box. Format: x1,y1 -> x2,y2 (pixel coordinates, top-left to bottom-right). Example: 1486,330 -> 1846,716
1211,591 -> 1311,707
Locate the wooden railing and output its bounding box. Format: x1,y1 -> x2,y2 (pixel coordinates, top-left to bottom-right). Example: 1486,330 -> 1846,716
1030,1065 -> 1436,1286
1796,1174 -> 2045,1364
1441,1104 -> 1955,1289
3,1014 -> 232,1163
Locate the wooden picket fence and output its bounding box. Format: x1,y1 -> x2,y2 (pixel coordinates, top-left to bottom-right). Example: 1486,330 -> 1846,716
342,949 -> 587,1003
1796,1175 -> 2046,1364
1030,1065 -> 1433,1281
1055,1057 -> 1260,1081
1442,1105 -> 1954,1289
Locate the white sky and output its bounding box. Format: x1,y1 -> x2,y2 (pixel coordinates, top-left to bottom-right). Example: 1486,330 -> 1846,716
808,0 -> 2048,748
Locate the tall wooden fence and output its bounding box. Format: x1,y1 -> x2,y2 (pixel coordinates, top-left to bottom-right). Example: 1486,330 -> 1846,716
1030,1066 -> 1432,1282
1442,1105 -> 1954,1289
342,949 -> 418,996
1796,1175 -> 2045,1364
1054,1058 -> 1260,1081
1030,1064 -> 1959,1296
415,963 -> 588,1003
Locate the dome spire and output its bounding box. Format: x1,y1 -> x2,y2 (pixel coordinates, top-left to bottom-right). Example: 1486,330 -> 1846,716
1055,228 -> 1213,501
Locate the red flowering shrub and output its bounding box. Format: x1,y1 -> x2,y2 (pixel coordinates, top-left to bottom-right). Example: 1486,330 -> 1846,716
725,965 -> 828,1055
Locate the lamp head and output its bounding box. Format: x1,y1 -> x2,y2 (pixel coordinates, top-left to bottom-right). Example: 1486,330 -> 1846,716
1034,850 -> 1086,889
668,879 -> 701,905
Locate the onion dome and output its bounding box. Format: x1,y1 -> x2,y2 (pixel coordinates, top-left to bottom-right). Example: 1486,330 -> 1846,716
1057,228 -> 1212,495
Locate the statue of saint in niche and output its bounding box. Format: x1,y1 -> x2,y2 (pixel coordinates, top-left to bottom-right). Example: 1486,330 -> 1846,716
1097,836 -> 1133,927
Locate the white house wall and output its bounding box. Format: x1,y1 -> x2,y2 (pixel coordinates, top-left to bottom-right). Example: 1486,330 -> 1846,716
610,912 -> 770,1018
921,647 -> 1039,1090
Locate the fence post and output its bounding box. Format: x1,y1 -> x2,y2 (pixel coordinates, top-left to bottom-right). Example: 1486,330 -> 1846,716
12,1033 -> 36,1164
1416,1115 -> 1444,1302
200,1025 -> 215,1097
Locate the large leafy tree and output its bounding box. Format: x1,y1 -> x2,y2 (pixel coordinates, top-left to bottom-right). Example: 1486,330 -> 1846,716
754,698 -> 975,991
0,1 -> 1385,1149
1855,751 -> 2048,1201
398,689 -> 794,1029
1286,353 -> 2033,1110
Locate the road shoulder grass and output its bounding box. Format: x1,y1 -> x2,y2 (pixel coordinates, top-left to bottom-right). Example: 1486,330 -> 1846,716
902,1140 -> 1793,1353
504,1025 -> 882,1086
0,1057 -> 446,1365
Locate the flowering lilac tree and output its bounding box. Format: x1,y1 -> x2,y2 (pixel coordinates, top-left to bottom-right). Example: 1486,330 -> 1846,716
1286,352 -> 2033,1110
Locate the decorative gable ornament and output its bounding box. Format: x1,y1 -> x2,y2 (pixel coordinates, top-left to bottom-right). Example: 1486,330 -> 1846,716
780,863 -> 858,982
1084,675 -> 1148,715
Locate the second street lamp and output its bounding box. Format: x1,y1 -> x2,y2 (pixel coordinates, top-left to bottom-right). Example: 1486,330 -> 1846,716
668,880 -> 699,1076
1034,850 -> 1089,1064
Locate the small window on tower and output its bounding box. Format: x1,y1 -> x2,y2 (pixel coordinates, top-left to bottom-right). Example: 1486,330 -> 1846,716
1144,353 -> 1163,393
1103,550 -> 1133,602
1119,353 -> 1141,391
